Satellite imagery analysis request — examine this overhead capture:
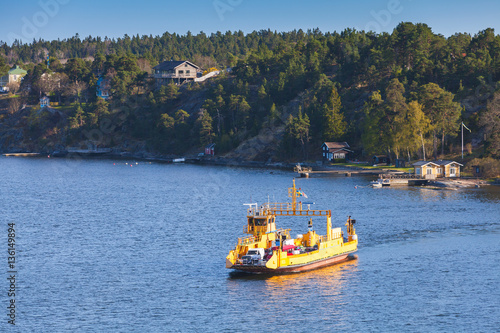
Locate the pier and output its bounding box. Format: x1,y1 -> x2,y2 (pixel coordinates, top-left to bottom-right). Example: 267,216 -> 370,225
3,153 -> 41,157
294,164 -> 404,178
376,174 -> 429,186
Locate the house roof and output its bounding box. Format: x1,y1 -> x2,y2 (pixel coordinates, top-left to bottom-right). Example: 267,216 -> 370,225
9,65 -> 27,75
97,76 -> 110,87
323,142 -> 350,149
412,161 -> 440,167
205,143 -> 216,149
153,60 -> 200,71
330,148 -> 353,153
433,160 -> 464,166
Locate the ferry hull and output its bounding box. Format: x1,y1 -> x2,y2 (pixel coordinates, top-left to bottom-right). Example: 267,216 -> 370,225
230,251 -> 355,274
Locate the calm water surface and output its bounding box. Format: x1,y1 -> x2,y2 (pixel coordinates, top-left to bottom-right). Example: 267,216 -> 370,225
0,157 -> 499,332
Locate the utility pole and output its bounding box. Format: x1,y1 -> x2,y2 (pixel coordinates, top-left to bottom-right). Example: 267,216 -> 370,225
461,122 -> 471,159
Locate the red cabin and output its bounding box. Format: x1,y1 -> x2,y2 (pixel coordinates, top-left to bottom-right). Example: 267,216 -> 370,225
205,143 -> 215,156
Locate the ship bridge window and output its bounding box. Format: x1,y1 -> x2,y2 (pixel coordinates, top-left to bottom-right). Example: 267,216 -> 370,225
254,219 -> 266,226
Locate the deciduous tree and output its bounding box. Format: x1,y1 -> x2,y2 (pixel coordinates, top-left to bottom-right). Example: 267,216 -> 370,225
480,91 -> 500,157
419,83 -> 461,158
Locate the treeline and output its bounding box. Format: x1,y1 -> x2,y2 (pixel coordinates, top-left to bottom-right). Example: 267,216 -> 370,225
1,23 -> 500,160
1,30 -> 288,69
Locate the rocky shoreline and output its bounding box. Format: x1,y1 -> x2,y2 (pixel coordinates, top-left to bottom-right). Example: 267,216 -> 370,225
2,150 -> 497,187
1,148 -> 379,173
430,179 -> 491,188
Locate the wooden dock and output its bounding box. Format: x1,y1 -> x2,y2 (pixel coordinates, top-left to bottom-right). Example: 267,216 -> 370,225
294,165 -> 403,178
3,153 -> 41,157
376,174 -> 428,186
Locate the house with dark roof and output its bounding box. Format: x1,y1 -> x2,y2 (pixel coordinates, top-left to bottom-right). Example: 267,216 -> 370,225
412,160 -> 463,179
153,60 -> 201,85
321,142 -> 353,162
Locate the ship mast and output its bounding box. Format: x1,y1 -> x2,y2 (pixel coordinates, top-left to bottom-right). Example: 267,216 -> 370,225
285,179 -> 333,241
290,178 -> 297,211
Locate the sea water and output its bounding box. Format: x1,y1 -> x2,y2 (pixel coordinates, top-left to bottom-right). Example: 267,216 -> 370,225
0,157 -> 499,332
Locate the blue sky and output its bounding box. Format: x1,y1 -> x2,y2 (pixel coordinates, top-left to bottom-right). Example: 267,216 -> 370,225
2,0 -> 499,45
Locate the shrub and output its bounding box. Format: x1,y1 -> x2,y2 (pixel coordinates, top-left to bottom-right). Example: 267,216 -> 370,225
466,158 -> 500,178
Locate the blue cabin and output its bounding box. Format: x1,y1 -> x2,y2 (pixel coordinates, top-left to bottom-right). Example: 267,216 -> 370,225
40,96 -> 50,108
96,77 -> 110,100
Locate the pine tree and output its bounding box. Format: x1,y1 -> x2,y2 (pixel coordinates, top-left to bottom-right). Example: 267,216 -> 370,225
361,91 -> 385,155
322,86 -> 346,141
285,109 -> 310,159
197,110 -> 215,145
0,56 -> 9,77
268,103 -> 279,127
69,105 -> 85,129
385,78 -> 408,159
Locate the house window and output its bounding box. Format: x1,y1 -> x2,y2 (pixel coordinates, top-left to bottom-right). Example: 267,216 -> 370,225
186,70 -> 190,74
450,168 -> 456,175
416,168 -> 421,175
426,168 -> 432,175
437,168 -> 442,174
178,70 -> 184,75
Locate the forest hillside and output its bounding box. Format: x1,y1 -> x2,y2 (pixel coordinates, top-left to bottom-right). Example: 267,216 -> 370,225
1,23 -> 499,171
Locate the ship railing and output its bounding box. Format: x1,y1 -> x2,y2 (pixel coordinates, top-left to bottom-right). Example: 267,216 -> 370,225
246,203 -> 271,216
247,202 -> 331,217
247,202 -> 292,216
272,209 -> 331,217
318,235 -> 328,243
263,202 -> 295,211
262,202 -> 331,217
238,234 -> 261,246
273,228 -> 290,237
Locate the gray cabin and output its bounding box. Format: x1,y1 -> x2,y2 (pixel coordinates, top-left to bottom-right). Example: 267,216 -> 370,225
153,60 -> 201,85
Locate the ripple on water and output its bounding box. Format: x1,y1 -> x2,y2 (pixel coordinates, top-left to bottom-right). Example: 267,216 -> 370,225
0,158 -> 499,332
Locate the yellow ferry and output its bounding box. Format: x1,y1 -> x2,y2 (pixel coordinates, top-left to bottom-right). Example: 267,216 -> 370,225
226,179 -> 358,274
